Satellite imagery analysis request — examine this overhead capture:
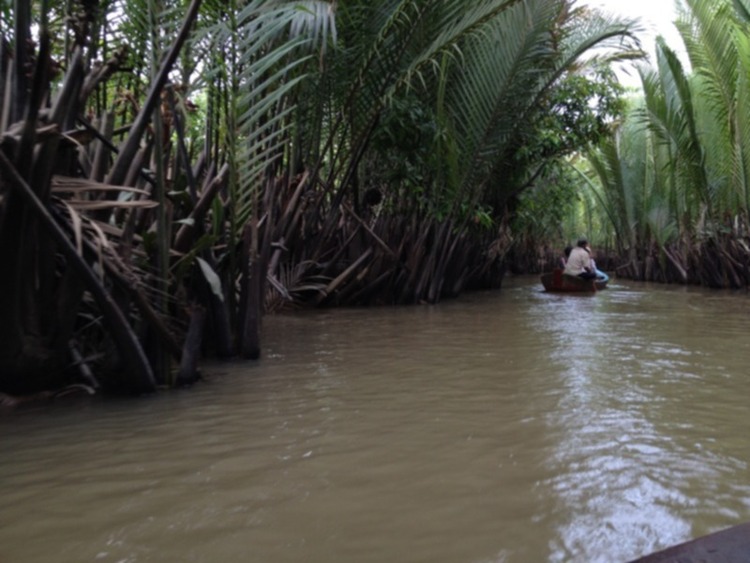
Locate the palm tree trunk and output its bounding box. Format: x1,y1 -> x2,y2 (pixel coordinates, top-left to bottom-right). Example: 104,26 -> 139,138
0,151 -> 157,394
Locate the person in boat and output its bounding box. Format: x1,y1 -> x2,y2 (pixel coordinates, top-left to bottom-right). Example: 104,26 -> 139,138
560,245 -> 573,269
583,241 -> 608,281
583,241 -> 596,270
563,238 -> 597,280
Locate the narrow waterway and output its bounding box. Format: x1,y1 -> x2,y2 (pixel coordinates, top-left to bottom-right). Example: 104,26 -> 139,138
2,277 -> 750,563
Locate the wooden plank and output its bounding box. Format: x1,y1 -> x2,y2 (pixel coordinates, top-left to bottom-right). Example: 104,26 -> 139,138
630,523 -> 750,562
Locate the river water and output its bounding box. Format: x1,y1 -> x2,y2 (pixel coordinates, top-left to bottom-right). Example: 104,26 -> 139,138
2,277 -> 750,563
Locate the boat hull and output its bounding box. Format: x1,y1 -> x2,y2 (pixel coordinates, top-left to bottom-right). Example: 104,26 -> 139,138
629,522 -> 750,562
541,269 -> 608,292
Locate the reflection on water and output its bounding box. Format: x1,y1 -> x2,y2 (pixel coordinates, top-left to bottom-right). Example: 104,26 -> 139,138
528,282 -> 750,562
2,278 -> 750,562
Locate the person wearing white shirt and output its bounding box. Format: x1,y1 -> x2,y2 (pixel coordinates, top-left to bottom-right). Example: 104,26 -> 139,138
563,239 -> 597,279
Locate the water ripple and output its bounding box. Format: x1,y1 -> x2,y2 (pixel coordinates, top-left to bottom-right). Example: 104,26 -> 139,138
2,278 -> 750,562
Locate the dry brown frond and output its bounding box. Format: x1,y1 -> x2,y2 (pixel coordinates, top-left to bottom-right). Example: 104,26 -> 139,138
51,176 -> 151,196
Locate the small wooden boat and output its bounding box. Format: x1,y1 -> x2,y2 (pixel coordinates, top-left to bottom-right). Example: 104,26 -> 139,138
629,521 -> 750,562
540,268 -> 608,292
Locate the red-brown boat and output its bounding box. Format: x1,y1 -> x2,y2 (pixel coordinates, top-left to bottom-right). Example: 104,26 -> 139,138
540,268 -> 608,292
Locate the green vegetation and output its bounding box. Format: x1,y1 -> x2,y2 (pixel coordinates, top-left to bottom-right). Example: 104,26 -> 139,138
553,0 -> 750,286
0,0 -> 641,396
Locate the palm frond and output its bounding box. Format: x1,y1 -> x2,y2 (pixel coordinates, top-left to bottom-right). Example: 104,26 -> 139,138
678,0 -> 737,122
734,29 -> 750,211
442,0 -> 640,210
287,0 -> 337,53
446,0 -> 561,203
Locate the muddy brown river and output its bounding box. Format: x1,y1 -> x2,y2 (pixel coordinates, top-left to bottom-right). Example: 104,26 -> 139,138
2,277 -> 750,562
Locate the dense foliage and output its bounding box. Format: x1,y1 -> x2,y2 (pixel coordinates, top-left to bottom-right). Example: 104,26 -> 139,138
0,0 -> 639,396
572,0 -> 750,287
